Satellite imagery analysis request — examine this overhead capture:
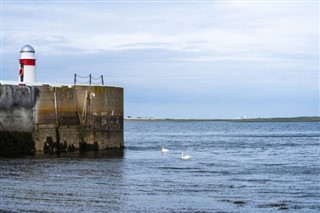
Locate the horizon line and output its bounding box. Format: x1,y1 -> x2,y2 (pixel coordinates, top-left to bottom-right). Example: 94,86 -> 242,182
124,116 -> 320,121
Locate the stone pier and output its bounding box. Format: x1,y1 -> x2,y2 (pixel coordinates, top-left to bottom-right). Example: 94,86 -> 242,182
0,84 -> 123,156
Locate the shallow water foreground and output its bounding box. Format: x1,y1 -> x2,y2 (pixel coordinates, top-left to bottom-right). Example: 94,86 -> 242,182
1,121 -> 319,212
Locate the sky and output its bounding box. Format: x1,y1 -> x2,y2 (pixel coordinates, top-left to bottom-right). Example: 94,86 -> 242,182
0,0 -> 319,119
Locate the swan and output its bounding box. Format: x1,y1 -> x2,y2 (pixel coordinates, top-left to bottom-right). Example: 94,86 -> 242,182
181,152 -> 192,160
161,146 -> 169,153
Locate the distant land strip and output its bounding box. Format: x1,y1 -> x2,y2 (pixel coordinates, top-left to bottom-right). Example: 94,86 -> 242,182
125,116 -> 320,122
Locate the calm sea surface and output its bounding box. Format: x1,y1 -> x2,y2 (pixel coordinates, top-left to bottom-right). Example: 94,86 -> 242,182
0,121 -> 319,212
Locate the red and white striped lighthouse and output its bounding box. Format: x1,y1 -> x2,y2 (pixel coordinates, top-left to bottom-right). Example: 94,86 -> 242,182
18,44 -> 36,83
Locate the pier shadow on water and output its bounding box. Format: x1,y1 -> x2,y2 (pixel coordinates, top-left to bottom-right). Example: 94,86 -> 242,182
34,149 -> 125,159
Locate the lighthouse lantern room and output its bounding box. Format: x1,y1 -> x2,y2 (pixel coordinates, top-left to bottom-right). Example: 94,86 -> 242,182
18,44 -> 36,84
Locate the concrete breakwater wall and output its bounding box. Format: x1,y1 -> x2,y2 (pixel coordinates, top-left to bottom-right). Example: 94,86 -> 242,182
0,84 -> 123,156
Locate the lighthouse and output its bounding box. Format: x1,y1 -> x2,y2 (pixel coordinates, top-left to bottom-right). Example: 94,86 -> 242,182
18,44 -> 36,84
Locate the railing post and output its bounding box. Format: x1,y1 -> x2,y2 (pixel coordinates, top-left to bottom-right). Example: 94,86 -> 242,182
101,75 -> 104,85
89,74 -> 92,85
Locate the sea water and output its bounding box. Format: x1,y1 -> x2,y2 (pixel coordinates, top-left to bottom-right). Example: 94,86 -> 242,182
0,121 -> 319,212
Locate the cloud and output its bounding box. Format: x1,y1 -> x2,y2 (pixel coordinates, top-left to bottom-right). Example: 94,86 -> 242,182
1,1 -> 319,118
3,2 -> 317,53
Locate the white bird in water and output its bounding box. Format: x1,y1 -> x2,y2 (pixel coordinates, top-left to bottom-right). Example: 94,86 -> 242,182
161,146 -> 169,153
181,152 -> 192,160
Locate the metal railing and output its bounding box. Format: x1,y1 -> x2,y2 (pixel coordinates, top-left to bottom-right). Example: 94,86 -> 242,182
74,74 -> 104,85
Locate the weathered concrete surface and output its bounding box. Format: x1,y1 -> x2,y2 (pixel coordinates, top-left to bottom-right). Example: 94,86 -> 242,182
0,85 -> 38,132
0,84 -> 123,156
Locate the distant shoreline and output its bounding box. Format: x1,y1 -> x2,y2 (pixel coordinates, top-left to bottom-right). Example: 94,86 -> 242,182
125,116 -> 320,122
